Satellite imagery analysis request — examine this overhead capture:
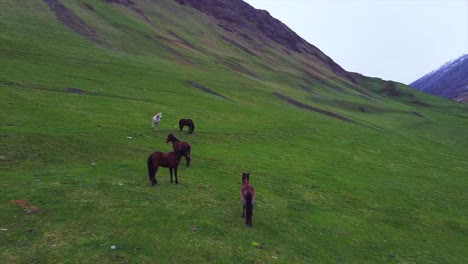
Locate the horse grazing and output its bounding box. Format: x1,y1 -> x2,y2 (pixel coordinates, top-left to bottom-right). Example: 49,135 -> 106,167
152,112 -> 162,130
147,145 -> 189,186
165,133 -> 191,167
241,172 -> 255,227
179,118 -> 195,134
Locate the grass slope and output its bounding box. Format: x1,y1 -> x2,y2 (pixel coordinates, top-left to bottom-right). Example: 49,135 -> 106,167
1,0 -> 468,263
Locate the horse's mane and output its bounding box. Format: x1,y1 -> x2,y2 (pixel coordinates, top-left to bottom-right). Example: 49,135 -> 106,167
168,133 -> 181,142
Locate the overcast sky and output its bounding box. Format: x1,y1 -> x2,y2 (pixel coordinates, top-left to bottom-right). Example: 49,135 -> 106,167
244,0 -> 468,84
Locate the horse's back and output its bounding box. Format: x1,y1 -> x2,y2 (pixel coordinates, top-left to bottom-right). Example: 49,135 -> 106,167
187,119 -> 194,127
150,151 -> 165,164
150,151 -> 180,167
179,118 -> 194,126
241,184 -> 255,201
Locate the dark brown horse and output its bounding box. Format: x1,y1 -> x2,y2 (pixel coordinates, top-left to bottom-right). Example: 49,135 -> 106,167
241,172 -> 255,227
165,133 -> 191,167
147,146 -> 189,186
179,118 -> 195,134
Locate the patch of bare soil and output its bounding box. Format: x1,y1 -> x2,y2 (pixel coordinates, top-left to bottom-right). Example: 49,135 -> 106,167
168,31 -> 195,50
66,87 -> 95,95
223,60 -> 259,79
1,80 -> 152,103
188,80 -> 234,102
105,0 -> 151,23
105,0 -> 135,7
11,200 -> 41,214
166,31 -> 202,55
410,112 -> 425,118
409,100 -> 431,107
220,36 -> 255,56
274,92 -> 355,123
65,87 -> 152,102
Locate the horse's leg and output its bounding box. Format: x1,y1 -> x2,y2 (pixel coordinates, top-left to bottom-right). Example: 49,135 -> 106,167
169,167 -> 173,183
242,199 -> 245,218
174,166 -> 178,184
152,166 -> 159,186
154,166 -> 159,186
147,156 -> 153,183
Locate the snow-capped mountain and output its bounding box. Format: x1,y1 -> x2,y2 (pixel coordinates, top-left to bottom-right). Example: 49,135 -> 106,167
410,54 -> 468,103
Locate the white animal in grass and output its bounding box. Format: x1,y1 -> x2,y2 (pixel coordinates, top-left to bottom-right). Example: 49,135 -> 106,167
152,112 -> 162,130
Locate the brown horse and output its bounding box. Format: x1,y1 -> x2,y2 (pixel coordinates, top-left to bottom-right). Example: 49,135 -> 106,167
147,146 -> 189,186
241,172 -> 255,227
179,118 -> 195,134
165,133 -> 191,167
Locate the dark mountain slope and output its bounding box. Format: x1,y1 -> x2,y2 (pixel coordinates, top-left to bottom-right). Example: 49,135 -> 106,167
175,0 -> 354,82
410,54 -> 468,103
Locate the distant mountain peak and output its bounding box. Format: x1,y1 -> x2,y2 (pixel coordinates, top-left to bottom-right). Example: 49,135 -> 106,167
410,54 -> 468,103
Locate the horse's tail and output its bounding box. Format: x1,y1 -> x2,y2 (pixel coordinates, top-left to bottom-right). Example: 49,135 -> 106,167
147,154 -> 154,181
245,191 -> 253,226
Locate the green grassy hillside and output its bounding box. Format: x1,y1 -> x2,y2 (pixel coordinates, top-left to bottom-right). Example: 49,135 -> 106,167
1,0 -> 467,263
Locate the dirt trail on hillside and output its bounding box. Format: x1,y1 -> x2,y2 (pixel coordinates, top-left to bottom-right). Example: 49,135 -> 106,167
42,0 -> 103,44
274,93 -> 355,123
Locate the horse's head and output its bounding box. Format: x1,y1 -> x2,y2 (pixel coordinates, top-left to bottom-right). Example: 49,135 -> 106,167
242,172 -> 250,184
165,133 -> 175,143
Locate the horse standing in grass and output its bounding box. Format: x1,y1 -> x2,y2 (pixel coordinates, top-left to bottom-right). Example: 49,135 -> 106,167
147,145 -> 189,186
179,118 -> 195,134
241,172 -> 255,227
165,133 -> 191,167
152,112 -> 162,130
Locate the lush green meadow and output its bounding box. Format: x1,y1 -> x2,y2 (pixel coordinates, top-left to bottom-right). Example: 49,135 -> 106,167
1,1 -> 468,263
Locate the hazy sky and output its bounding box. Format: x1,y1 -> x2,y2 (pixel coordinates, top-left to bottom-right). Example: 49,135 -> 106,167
244,0 -> 468,84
